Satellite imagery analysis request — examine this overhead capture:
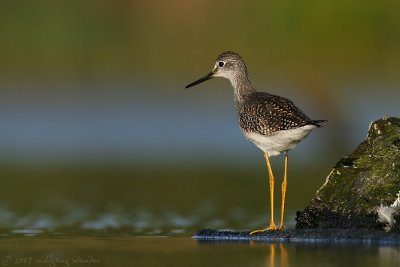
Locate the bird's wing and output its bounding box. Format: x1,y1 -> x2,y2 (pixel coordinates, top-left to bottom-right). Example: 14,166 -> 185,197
239,93 -> 313,135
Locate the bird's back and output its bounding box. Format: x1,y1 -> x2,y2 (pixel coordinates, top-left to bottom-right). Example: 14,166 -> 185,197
238,92 -> 319,136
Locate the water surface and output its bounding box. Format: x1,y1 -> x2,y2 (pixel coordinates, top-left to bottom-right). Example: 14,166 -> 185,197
1,237 -> 399,267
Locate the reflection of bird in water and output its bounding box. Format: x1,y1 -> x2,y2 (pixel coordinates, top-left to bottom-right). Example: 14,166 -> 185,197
269,243 -> 288,267
250,241 -> 288,267
186,51 -> 325,233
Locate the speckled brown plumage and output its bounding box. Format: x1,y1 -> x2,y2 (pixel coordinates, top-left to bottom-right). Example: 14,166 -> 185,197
239,92 -> 324,136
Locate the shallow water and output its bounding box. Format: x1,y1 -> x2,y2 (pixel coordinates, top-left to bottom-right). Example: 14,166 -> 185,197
1,163 -> 399,266
0,164 -> 327,237
0,237 -> 399,267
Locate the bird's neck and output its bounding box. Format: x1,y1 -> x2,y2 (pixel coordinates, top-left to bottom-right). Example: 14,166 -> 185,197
230,73 -> 255,109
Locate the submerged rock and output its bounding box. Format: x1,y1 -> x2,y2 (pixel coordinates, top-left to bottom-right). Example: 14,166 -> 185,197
296,117 -> 400,231
193,228 -> 400,244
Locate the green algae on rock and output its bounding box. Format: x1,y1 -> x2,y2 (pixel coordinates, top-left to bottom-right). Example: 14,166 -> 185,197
296,117 -> 400,231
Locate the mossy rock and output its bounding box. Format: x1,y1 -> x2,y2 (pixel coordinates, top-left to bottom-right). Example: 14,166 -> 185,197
296,117 -> 400,231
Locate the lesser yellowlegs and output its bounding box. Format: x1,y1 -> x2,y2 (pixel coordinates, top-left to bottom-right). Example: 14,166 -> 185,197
185,51 -> 325,234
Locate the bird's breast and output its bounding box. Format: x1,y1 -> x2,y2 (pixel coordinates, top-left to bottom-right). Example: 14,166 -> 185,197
242,125 -> 317,156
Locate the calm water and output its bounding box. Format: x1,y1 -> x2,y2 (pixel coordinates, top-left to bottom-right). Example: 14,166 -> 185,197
1,165 -> 399,267
0,237 -> 399,267
0,164 -> 328,236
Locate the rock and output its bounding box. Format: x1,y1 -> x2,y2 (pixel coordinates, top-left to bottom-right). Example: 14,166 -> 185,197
296,117 -> 400,231
192,228 -> 400,244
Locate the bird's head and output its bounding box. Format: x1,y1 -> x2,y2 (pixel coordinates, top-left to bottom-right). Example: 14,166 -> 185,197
185,51 -> 248,89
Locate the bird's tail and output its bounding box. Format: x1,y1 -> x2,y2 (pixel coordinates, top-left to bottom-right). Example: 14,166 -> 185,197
311,120 -> 327,127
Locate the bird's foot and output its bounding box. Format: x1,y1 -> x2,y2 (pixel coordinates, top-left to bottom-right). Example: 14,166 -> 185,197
249,223 -> 277,235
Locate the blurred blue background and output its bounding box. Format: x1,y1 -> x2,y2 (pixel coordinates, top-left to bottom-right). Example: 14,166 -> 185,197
0,0 -> 399,236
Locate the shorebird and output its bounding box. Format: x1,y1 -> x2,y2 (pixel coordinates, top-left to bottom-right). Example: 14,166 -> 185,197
185,51 -> 325,234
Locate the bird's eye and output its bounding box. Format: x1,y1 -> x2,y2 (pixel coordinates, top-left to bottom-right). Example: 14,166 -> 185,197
218,61 -> 225,67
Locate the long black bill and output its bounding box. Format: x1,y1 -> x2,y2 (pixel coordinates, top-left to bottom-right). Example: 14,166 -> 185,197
185,71 -> 214,89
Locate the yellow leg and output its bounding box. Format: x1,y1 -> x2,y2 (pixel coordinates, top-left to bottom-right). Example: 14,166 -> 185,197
249,151 -> 277,235
265,152 -> 277,230
279,152 -> 288,231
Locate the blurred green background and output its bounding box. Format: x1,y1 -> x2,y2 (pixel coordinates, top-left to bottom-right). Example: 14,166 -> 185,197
0,0 -> 399,236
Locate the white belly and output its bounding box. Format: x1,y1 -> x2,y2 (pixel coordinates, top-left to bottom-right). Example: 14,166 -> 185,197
243,125 -> 317,156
